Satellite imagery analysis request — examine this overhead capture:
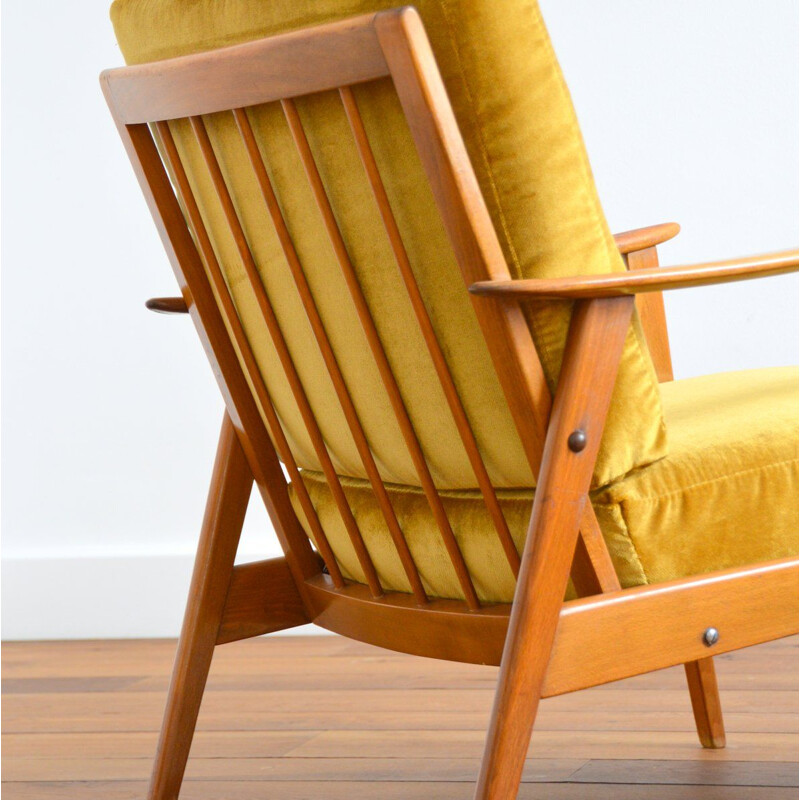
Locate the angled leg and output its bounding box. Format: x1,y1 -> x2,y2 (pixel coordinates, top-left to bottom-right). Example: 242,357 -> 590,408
625,242 -> 726,746
474,296 -> 635,800
148,412 -> 253,800
685,657 -> 726,748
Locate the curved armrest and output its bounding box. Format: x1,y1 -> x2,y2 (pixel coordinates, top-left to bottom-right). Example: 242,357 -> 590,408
614,222 -> 681,254
146,296 -> 189,314
470,250 -> 798,300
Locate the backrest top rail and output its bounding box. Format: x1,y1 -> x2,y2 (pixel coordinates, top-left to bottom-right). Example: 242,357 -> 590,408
100,11 -> 392,124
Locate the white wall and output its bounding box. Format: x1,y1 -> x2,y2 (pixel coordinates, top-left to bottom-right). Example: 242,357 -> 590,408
547,1 -> 799,376
2,0 -> 797,640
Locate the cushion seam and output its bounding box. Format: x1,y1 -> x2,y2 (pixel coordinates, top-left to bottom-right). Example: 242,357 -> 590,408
606,457 -> 799,505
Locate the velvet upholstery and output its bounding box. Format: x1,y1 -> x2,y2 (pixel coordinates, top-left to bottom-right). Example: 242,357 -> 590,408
110,1 -> 796,604
293,367 -> 799,601
111,0 -> 666,490
594,367 -> 799,588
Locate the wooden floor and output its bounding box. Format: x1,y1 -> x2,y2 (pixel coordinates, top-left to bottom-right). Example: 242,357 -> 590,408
1,634 -> 797,799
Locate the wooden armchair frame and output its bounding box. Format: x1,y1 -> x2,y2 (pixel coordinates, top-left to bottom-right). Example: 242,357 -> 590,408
101,8 -> 799,799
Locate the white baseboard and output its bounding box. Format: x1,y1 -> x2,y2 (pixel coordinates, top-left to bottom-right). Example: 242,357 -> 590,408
1,553 -> 323,641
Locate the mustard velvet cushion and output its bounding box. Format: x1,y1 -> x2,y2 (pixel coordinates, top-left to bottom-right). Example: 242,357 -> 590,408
110,0 -> 666,490
292,367 -> 798,602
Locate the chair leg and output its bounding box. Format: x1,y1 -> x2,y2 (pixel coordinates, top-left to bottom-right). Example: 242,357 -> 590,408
473,297 -> 635,800
685,657 -> 726,749
148,412 -> 253,800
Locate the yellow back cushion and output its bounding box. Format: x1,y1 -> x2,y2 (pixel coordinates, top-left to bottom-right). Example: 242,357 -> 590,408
111,0 -> 667,489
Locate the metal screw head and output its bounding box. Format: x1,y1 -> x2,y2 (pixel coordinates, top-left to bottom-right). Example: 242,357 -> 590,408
703,627 -> 719,647
567,430 -> 587,453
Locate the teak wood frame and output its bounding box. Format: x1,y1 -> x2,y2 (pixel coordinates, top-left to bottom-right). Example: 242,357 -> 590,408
101,9 -> 799,799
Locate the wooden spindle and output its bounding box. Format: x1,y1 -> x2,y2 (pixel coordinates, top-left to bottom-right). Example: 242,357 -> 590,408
188,114 -> 383,598
282,98 -> 479,610
154,120 -> 347,590
234,107 -> 428,605
340,86 -> 520,578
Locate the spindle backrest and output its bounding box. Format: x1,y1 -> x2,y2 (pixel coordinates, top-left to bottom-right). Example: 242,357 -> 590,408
101,7 -> 615,609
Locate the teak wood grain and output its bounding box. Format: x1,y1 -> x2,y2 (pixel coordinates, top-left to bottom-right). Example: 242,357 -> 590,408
474,296 -> 635,798
625,244 -> 675,382
469,249 -> 799,299
145,296 -> 189,314
215,558 -> 309,646
542,558 -> 798,697
102,14 -> 389,124
613,221 -> 681,254
100,7 -> 799,800
685,657 -> 727,749
145,413 -> 253,800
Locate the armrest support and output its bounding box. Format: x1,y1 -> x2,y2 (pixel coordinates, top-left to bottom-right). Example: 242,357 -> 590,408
617,224 -> 679,382
470,249 -> 798,300
614,222 -> 681,254
146,296 -> 189,314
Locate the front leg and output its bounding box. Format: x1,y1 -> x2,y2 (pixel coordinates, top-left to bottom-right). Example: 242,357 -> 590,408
474,296 -> 635,799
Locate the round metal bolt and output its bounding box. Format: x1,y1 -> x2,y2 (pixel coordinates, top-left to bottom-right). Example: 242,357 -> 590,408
703,627 -> 719,647
567,430 -> 587,453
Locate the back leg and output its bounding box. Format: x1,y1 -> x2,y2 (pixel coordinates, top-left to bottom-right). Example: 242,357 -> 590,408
685,656 -> 726,748
148,412 -> 253,799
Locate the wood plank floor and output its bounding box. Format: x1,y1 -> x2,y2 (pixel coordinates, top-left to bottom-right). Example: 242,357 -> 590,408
2,634 -> 797,798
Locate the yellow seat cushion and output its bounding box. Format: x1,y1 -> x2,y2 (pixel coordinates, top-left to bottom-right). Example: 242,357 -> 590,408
111,0 -> 666,491
293,367 -> 798,601
594,366 -> 799,587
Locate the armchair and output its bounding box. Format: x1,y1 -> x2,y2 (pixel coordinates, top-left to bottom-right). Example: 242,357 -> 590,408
102,3 -> 798,799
